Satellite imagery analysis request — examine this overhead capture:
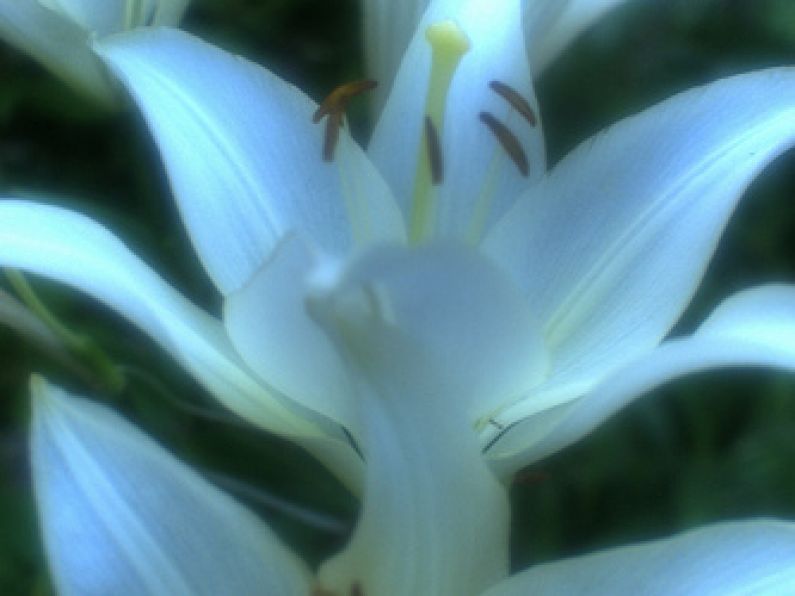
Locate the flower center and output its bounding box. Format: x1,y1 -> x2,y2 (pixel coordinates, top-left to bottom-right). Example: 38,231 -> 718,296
313,21 -> 539,247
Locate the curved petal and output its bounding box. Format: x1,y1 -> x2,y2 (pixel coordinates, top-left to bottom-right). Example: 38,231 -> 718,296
523,0 -> 635,74
485,519 -> 795,595
0,200 -> 366,492
97,27 -> 404,294
362,0 -> 427,112
486,285 -> 795,476
486,67 -> 795,398
369,0 -> 545,241
0,0 -> 116,104
32,378 -> 310,596
229,239 -> 547,434
224,235 -> 353,430
308,246 -> 512,596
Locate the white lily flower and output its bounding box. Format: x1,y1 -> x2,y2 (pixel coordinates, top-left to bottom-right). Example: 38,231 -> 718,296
0,0 -> 794,490
33,377 -> 795,594
10,1 -> 795,592
99,0 -> 795,470
0,0 -> 188,105
0,2 -> 636,491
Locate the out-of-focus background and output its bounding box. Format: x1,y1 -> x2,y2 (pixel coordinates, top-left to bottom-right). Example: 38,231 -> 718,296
1,0 -> 795,592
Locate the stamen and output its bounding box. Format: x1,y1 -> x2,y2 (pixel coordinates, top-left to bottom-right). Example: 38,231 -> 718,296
479,112 -> 529,177
313,80 -> 378,123
424,116 -> 444,185
323,111 -> 344,162
489,80 -> 537,126
350,582 -> 364,596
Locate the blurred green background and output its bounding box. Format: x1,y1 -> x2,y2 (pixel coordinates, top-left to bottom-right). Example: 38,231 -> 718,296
2,0 -> 795,593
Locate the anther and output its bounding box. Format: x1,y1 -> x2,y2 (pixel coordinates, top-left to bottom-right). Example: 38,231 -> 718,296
424,116 -> 444,185
350,582 -> 364,596
489,81 -> 537,126
313,80 -> 378,123
479,112 -> 529,177
323,111 -> 343,162
314,80 -> 378,162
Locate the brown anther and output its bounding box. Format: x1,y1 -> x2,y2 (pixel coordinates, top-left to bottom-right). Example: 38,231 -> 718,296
489,80 -> 537,126
350,582 -> 364,596
322,111 -> 344,162
479,112 -> 529,177
313,79 -> 378,123
424,116 -> 444,185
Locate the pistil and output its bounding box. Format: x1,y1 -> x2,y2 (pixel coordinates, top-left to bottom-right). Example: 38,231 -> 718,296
408,21 -> 471,244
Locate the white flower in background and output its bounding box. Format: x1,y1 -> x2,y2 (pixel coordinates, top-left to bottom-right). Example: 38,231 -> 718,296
32,378 -> 795,594
0,0 -> 188,105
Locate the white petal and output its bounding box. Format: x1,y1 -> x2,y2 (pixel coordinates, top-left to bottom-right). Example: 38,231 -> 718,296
369,0 -> 545,241
311,243 -> 548,420
362,0 -> 427,112
224,235 -> 353,430
32,378 -> 310,596
308,246 -> 514,595
0,0 -> 116,104
229,238 -> 547,435
97,27 -> 404,294
0,201 -> 363,475
486,67 -> 795,399
523,0 -> 635,74
486,285 -> 795,476
484,519 -> 795,595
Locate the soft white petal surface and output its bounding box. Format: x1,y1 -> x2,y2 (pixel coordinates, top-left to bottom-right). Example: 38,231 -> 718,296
32,378 -> 310,596
369,0 -> 545,240
224,235 -> 352,430
362,0 -> 427,111
98,27 -> 404,294
230,238 -> 547,435
486,285 -> 795,476
484,519 -> 795,595
309,246 -> 513,596
523,0 -> 635,74
0,0 -> 115,104
317,243 -> 548,420
486,68 -> 795,400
